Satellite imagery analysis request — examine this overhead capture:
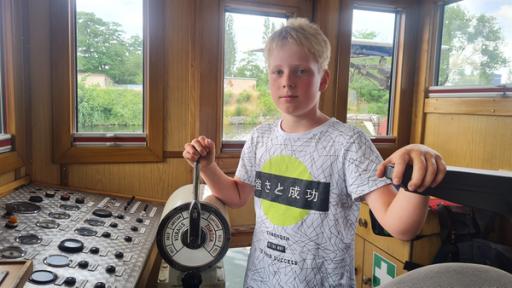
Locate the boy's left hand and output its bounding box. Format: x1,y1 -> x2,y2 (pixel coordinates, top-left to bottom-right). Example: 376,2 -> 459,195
376,144 -> 446,192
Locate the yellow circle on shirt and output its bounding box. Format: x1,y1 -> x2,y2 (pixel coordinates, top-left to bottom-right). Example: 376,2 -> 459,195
260,155 -> 311,226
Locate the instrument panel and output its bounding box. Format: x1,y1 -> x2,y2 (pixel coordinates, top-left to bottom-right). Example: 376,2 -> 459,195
0,184 -> 163,288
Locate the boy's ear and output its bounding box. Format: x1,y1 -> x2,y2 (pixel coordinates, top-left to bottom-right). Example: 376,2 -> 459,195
319,70 -> 330,92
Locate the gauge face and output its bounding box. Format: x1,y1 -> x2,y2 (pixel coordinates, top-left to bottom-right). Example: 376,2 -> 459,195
15,233 -> 42,245
156,202 -> 230,272
36,219 -> 60,229
0,246 -> 26,259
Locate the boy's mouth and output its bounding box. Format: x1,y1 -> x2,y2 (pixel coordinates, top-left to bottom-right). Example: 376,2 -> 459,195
279,95 -> 298,99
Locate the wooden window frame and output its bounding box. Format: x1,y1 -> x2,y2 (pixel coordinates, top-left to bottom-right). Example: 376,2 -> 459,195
50,0 -> 164,164
334,1 -> 419,157
0,0 -> 24,175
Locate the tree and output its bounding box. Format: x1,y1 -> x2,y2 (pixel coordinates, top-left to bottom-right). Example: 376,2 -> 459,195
76,11 -> 143,84
224,14 -> 237,77
353,29 -> 378,40
262,17 -> 277,44
439,5 -> 508,85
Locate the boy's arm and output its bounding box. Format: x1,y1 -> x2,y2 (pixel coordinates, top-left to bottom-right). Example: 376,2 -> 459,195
183,136 -> 254,209
200,162 -> 254,209
365,144 -> 446,240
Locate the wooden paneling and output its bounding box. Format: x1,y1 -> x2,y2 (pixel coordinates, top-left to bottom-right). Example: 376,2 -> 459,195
424,113 -> 512,170
165,0 -> 197,152
0,171 -> 15,187
315,0 -> 341,117
410,0 -> 437,144
425,98 -> 512,116
27,0 -> 60,184
0,176 -> 30,197
67,158 -> 191,202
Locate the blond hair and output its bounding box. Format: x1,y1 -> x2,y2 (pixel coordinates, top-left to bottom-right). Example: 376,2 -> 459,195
264,18 -> 331,71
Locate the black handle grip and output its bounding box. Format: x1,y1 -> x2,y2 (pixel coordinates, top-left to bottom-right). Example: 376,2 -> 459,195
384,165 -> 512,217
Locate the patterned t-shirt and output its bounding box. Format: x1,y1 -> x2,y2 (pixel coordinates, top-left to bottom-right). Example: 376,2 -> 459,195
236,118 -> 390,288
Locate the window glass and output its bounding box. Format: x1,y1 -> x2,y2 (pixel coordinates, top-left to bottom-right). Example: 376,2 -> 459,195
437,0 -> 512,86
223,12 -> 286,141
349,9 -> 397,137
75,0 -> 144,133
0,38 -> 4,135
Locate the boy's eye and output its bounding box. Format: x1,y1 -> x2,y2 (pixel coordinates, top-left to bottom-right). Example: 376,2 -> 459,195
272,69 -> 284,76
295,68 -> 307,75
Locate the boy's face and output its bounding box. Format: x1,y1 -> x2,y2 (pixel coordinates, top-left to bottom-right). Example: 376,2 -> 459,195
268,42 -> 329,119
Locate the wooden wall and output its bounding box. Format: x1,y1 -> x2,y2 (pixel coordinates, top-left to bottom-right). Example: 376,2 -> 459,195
1,0 -> 510,245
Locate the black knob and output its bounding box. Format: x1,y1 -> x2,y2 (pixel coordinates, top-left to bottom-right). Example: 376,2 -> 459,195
94,282 -> 106,288
89,247 -> 100,254
101,231 -> 111,238
63,276 -> 76,286
130,226 -> 139,232
136,217 -> 143,223
45,191 -> 56,198
29,195 -> 43,203
60,193 -> 70,201
92,208 -> 112,218
78,260 -> 89,269
124,236 -> 133,242
114,251 -> 124,259
109,222 -> 118,228
116,214 -> 125,219
105,265 -> 116,274
75,197 -> 85,204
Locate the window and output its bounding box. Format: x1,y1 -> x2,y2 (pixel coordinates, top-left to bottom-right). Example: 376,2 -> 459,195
51,0 -> 164,163
75,0 -> 144,136
430,0 -> 512,99
0,0 -> 23,174
0,0 -> 12,154
348,9 -> 399,137
223,11 -> 287,142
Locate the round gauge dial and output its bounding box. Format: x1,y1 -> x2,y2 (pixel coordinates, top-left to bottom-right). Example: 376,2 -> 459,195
15,233 -> 42,245
36,219 -> 60,229
156,202 -> 230,272
0,246 -> 26,259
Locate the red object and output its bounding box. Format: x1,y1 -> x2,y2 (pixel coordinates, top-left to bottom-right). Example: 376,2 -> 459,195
428,198 -> 461,210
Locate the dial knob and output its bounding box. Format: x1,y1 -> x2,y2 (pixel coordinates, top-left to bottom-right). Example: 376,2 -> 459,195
78,260 -> 89,269
156,201 -> 230,272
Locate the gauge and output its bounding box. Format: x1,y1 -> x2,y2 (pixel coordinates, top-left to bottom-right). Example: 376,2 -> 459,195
36,219 -> 60,229
156,201 -> 230,272
0,246 -> 26,259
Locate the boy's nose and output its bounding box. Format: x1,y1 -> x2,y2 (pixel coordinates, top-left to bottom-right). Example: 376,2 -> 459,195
282,83 -> 296,88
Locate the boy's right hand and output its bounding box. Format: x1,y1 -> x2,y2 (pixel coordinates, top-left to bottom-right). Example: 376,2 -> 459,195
183,136 -> 215,168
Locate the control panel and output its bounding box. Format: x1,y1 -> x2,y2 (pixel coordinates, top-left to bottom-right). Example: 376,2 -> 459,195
0,184 -> 163,288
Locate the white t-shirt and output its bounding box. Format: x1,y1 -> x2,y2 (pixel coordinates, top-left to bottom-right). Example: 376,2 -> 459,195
236,118 -> 390,287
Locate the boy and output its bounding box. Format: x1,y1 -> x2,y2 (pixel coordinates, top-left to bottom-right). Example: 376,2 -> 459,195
183,18 -> 446,287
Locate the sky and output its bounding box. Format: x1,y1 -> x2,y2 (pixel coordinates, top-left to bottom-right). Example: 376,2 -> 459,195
75,0 -> 511,83
76,0 -> 143,37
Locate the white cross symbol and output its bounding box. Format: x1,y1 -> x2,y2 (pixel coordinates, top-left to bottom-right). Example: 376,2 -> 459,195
375,261 -> 394,285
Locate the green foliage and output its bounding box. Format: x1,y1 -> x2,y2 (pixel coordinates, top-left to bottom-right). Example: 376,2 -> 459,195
237,90 -> 252,104
224,14 -> 237,77
77,81 -> 143,130
439,5 -> 508,85
224,90 -> 234,105
353,30 -> 378,40
349,56 -> 390,115
234,52 -> 265,78
76,11 -> 143,84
